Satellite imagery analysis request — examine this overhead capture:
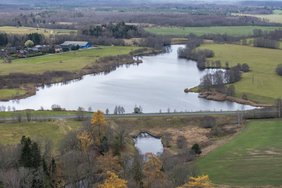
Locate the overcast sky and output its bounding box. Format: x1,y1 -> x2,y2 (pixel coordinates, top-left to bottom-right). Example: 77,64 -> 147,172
1,0 -> 282,5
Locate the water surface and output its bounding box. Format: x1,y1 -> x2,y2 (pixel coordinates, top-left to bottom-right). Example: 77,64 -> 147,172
134,132 -> 164,156
0,45 -> 253,113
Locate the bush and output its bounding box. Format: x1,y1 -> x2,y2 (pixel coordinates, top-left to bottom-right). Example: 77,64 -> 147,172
210,126 -> 225,137
200,116 -> 216,128
191,144 -> 201,155
176,135 -> 187,149
162,133 -> 173,148
241,63 -> 250,72
242,93 -> 248,100
276,64 -> 282,76
225,85 -> 236,96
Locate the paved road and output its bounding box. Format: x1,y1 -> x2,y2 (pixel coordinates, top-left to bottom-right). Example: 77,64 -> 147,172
0,110 -> 247,122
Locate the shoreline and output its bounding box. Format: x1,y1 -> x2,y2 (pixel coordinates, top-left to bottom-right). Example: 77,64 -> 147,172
0,47 -> 161,102
185,89 -> 272,107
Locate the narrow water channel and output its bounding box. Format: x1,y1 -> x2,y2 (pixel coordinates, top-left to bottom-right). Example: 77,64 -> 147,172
0,45 -> 253,113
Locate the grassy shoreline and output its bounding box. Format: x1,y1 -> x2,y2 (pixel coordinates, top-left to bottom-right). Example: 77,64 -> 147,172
199,43 -> 282,104
0,46 -> 157,101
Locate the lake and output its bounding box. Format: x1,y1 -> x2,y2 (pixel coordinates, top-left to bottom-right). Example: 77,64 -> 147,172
0,45 -> 253,113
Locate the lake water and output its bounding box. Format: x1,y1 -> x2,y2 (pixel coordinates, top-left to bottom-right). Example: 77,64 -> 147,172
134,132 -> 164,156
0,45 -> 253,113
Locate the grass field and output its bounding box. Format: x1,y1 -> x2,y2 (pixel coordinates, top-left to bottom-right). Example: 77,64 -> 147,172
0,120 -> 81,151
197,119 -> 282,186
200,43 -> 282,104
0,46 -> 139,75
0,89 -> 27,100
145,26 -> 282,37
0,110 -> 91,119
233,13 -> 282,24
0,26 -> 77,36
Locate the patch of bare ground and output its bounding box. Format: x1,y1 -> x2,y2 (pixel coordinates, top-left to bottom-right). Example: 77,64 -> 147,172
136,126 -> 210,149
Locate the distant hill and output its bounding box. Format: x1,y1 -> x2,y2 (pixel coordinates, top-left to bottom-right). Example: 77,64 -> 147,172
1,0 -> 282,6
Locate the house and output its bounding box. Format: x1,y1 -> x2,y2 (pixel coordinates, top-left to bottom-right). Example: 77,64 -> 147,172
17,50 -> 28,58
60,41 -> 92,50
54,45 -> 63,53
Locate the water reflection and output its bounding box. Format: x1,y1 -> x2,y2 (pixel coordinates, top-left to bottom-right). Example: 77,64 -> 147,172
134,132 -> 164,156
0,45 -> 254,112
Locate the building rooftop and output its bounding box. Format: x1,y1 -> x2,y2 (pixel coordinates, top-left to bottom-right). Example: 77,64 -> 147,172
61,41 -> 89,46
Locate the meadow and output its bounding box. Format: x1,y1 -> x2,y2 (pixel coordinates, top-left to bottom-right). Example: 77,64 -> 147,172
0,120 -> 81,151
0,46 -> 139,75
0,88 -> 27,100
145,26 -> 282,37
0,26 -> 77,36
197,119 -> 282,186
200,43 -> 282,104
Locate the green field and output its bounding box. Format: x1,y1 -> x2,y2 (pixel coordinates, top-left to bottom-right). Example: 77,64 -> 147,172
197,119 -> 282,186
200,43 -> 282,104
0,46 -> 139,75
0,120 -> 81,150
145,26 -> 282,37
0,110 -> 91,119
0,88 -> 27,100
0,26 -> 77,35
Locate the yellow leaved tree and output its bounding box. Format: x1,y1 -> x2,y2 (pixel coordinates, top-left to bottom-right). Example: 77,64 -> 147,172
143,153 -> 169,188
178,175 -> 213,188
77,131 -> 93,153
98,171 -> 127,188
91,110 -> 106,141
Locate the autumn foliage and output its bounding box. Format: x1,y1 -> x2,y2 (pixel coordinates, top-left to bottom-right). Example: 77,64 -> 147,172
143,153 -> 169,188
98,171 -> 127,188
77,131 -> 93,153
91,110 -> 107,142
91,110 -> 106,127
178,175 -> 213,188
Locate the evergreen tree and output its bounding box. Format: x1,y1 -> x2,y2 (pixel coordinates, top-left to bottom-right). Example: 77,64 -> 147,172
31,142 -> 41,169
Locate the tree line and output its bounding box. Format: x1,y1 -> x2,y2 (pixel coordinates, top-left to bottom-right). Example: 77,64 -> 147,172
251,29 -> 282,49
199,65 -> 243,96
177,37 -> 214,70
81,22 -> 146,39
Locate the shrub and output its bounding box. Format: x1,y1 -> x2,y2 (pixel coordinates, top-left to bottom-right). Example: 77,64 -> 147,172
276,64 -> 282,76
176,135 -> 188,149
24,40 -> 34,47
225,85 -> 235,96
242,93 -> 248,100
241,63 -> 250,72
162,133 -> 173,148
191,144 -> 201,155
200,116 -> 216,128
210,126 -> 225,137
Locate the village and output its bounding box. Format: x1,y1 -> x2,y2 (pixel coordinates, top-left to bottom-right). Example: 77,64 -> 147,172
0,40 -> 92,62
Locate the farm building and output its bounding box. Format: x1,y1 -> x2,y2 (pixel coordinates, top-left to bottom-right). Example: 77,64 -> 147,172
60,41 -> 92,50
